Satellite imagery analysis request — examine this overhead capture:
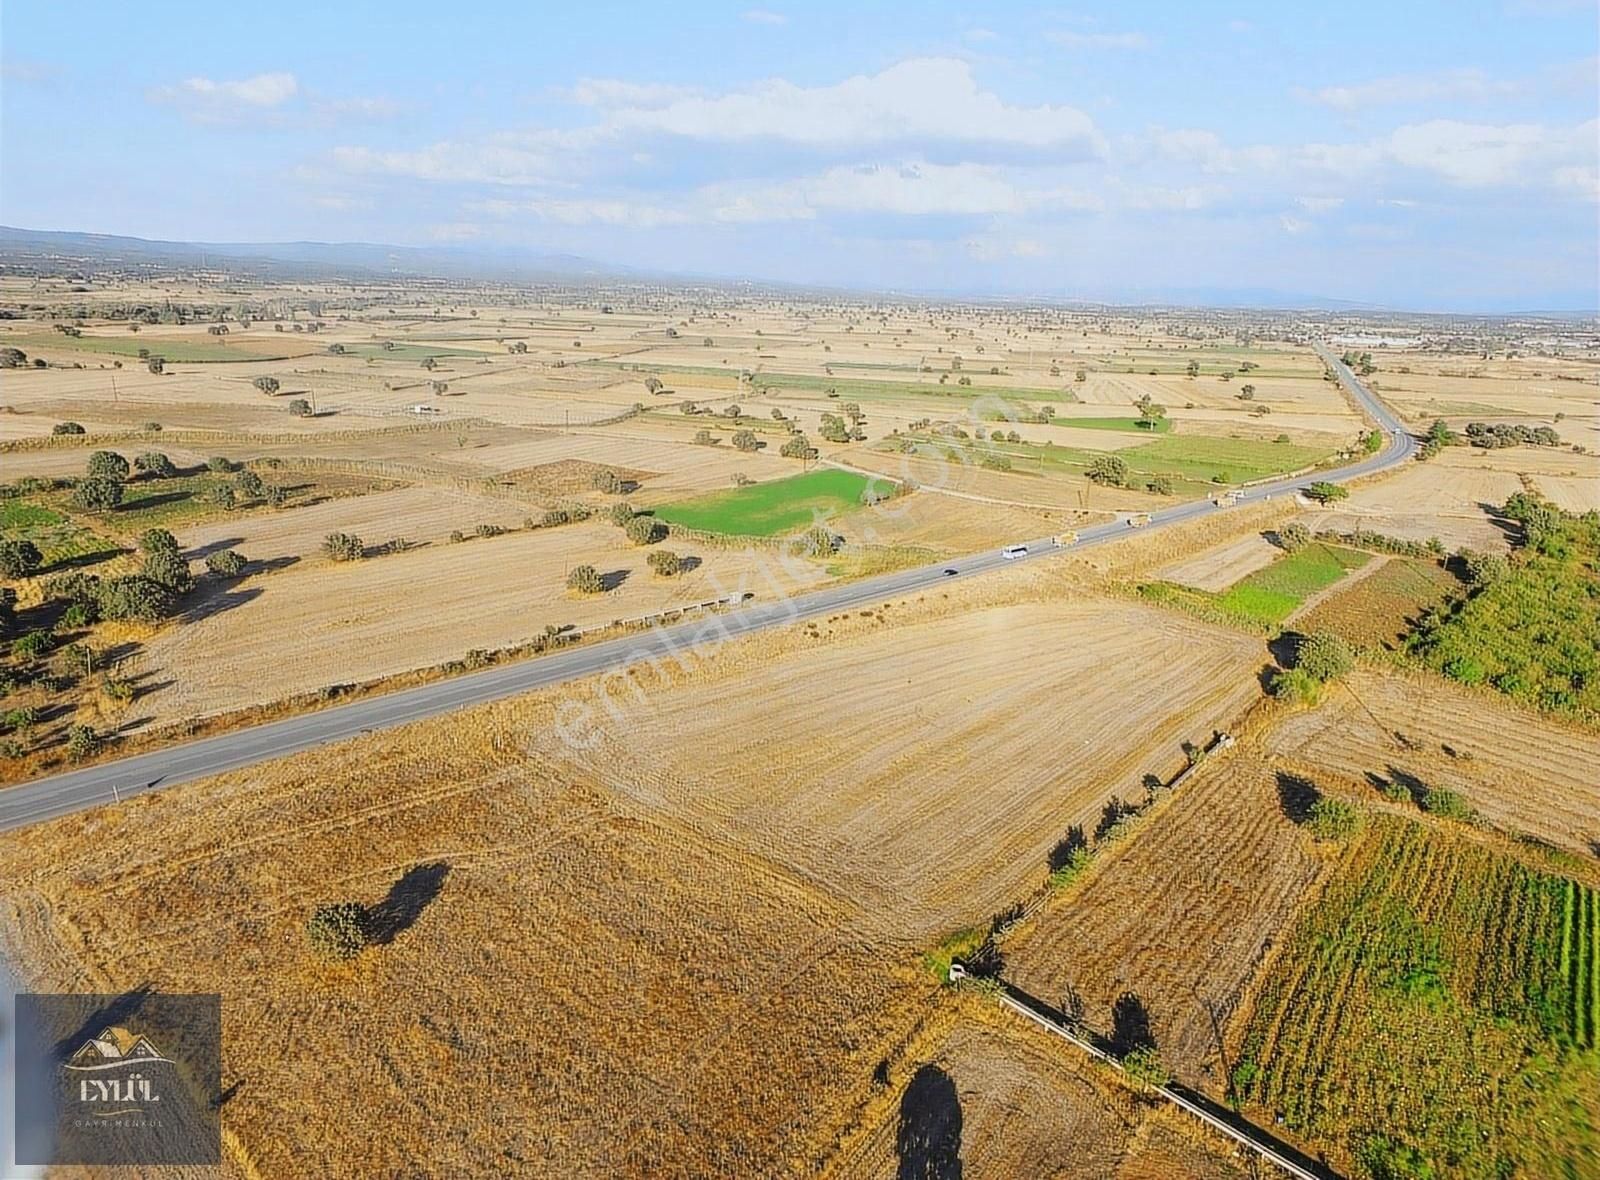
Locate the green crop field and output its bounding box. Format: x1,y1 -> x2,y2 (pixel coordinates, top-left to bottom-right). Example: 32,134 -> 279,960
341,343 -> 490,361
1234,814 -> 1600,1179
1121,434 -> 1329,482
654,468 -> 882,537
1139,542 -> 1370,627
1049,416 -> 1172,434
0,497 -> 121,570
2,332 -> 307,363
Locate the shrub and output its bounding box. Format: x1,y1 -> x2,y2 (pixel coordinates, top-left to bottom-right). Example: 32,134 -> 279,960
1306,796 -> 1363,841
134,451 -> 176,478
52,421 -> 86,435
732,429 -> 761,452
1303,481 -> 1348,505
85,451 -> 130,481
65,723 -> 101,761
61,601 -> 97,628
624,516 -> 663,546
1420,787 -> 1473,822
146,356 -> 165,374
11,629 -> 54,660
72,476 -> 124,512
205,549 -> 247,577
207,456 -> 239,473
780,435 -> 815,459
589,469 -> 622,494
1295,632 -> 1355,682
1087,454 -> 1128,486
793,526 -> 838,558
566,565 -> 604,594
1271,666 -> 1324,706
139,528 -> 180,556
142,549 -> 193,593
323,532 -> 365,562
608,502 -> 635,527
97,575 -> 175,621
288,398 -> 312,417
0,539 -> 43,579
1277,522 -> 1311,552
647,550 -> 683,577
1122,1047 -> 1170,1092
236,470 -> 266,499
252,375 -> 281,395
306,902 -> 369,960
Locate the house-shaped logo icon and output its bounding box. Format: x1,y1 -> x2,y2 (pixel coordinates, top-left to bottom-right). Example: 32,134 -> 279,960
67,1027 -> 169,1068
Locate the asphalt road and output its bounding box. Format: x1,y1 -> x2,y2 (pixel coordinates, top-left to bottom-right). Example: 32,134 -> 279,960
0,347 -> 1414,832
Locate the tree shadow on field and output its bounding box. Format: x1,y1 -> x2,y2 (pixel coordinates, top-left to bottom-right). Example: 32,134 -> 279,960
896,1064 -> 963,1180
1275,771 -> 1320,824
179,585 -> 262,624
679,555 -> 703,574
599,569 -> 630,592
1476,501 -> 1521,542
184,536 -> 245,560
365,862 -> 450,945
1364,765 -> 1427,806
1047,825 -> 1087,872
1110,991 -> 1156,1057
49,984 -> 155,1063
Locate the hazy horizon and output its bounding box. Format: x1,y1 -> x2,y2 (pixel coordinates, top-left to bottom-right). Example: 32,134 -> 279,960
3,1 -> 1597,311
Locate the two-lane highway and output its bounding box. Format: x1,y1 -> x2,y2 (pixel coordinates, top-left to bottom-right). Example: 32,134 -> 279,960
0,347 -> 1414,832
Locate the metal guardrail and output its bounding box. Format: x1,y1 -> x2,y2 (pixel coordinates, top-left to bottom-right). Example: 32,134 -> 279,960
949,964 -> 1330,1180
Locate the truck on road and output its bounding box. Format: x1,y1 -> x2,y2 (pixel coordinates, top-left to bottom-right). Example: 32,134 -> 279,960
1127,513 -> 1152,528
1052,531 -> 1078,547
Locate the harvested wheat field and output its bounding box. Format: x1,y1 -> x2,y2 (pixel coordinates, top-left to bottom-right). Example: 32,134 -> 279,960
1154,531 -> 1282,592
134,522 -> 829,725
1267,669 -> 1600,859
176,485 -> 529,564
1001,752 -> 1329,1094
1302,448 -> 1526,551
0,711 -> 930,1179
828,999 -> 1251,1179
534,598 -> 1267,939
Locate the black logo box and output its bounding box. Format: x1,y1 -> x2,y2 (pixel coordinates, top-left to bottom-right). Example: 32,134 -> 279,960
15,992 -> 221,1166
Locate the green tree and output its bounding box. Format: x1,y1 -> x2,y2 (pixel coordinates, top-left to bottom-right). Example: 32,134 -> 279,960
608,502 -> 635,527
1296,632 -> 1355,682
732,429 -> 761,452
86,451 -> 130,481
647,549 -> 683,577
72,476 -> 124,512
1122,1046 -> 1170,1093
624,516 -> 663,545
252,375 -> 281,395
139,528 -> 180,556
1303,481 -> 1348,505
65,723 -> 101,762
96,575 -> 174,621
780,435 -> 815,459
205,549 -> 247,577
1306,796 -> 1363,841
323,532 -> 365,561
146,356 -> 165,374
1086,454 -> 1128,486
306,902 -> 369,960
0,539 -> 43,579
567,565 -> 604,594
52,421 -> 86,435
142,549 -> 194,593
134,451 -> 177,478
1277,522 -> 1311,552
288,398 -> 312,417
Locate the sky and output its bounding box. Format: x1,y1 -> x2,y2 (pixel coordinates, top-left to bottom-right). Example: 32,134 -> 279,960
2,1 -> 1596,310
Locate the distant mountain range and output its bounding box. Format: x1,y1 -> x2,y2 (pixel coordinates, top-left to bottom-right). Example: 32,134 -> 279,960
2,226 -> 1594,317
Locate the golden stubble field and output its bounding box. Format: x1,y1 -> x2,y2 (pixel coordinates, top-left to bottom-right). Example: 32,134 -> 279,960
133,520 -> 831,726
0,577 -> 1279,1177
529,596 -> 1268,940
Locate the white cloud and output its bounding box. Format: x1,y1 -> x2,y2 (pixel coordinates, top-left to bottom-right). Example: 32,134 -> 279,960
964,28 -> 999,43
311,194 -> 373,211
604,58 -> 1104,156
1048,30 -> 1149,50
470,197 -> 691,228
315,95 -> 404,121
1279,215 -> 1312,234
1300,68 -> 1521,111
742,9 -> 787,25
1296,196 -> 1345,213
710,162 -> 1105,221
332,137 -> 562,186
150,71 -> 299,120
568,78 -> 699,108
1384,118 -> 1595,187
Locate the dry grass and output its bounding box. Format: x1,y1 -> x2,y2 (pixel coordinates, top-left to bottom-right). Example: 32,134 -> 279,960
1154,531 -> 1283,592
1266,668 -> 1600,860
1000,749 -> 1330,1096
826,996 -> 1252,1179
534,596 -> 1268,939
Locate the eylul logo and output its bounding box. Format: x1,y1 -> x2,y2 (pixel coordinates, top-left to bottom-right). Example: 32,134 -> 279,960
64,1027 -> 169,1119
